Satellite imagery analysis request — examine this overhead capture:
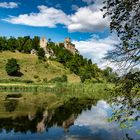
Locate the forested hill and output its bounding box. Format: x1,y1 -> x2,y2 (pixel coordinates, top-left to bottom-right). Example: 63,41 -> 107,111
0,36 -> 118,83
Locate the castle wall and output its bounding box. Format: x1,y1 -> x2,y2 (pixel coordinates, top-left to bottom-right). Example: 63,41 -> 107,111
40,37 -> 48,53
64,38 -> 76,54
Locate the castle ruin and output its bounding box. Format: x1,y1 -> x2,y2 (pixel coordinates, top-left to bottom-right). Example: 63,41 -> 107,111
39,37 -> 77,57
40,36 -> 48,53
64,37 -> 77,54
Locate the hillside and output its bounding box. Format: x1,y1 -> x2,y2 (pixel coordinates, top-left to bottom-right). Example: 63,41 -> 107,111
0,51 -> 80,83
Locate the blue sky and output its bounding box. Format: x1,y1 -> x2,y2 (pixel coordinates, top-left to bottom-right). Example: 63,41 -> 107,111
0,0 -> 119,68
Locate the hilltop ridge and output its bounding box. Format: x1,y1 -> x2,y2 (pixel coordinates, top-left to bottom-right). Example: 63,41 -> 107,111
0,36 -> 113,83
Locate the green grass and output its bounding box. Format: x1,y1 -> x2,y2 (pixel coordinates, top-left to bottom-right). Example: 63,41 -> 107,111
0,51 -> 80,83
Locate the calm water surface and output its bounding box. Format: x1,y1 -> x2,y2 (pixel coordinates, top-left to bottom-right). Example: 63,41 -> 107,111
0,94 -> 139,140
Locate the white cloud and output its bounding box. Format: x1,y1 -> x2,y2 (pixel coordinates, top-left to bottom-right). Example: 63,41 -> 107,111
75,100 -> 110,127
74,100 -> 121,138
3,5 -> 70,27
68,6 -> 109,32
73,34 -> 119,69
68,0 -> 109,32
3,0 -> 109,33
0,2 -> 19,8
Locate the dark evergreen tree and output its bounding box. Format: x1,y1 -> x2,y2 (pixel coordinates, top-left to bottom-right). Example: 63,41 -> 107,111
37,48 -> 45,60
5,58 -> 20,76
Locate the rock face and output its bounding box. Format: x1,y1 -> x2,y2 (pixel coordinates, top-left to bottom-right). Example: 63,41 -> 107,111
40,36 -> 48,53
64,38 -> 77,54
31,49 -> 37,55
40,37 -> 55,58
39,36 -> 77,57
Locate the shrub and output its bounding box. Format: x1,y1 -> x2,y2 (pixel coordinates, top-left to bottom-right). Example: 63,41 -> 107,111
6,93 -> 22,99
5,58 -> 21,76
34,75 -> 39,79
43,77 -> 48,83
62,75 -> 67,82
24,80 -> 33,83
49,75 -> 68,83
37,48 -> 45,60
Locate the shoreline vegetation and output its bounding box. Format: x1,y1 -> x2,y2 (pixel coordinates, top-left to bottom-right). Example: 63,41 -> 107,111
0,83 -> 112,96
0,83 -> 113,119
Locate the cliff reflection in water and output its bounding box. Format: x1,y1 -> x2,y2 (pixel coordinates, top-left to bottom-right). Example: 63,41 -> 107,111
0,98 -> 96,133
0,94 -> 139,140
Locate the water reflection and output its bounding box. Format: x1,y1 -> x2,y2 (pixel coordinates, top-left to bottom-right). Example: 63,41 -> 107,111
4,99 -> 18,112
0,96 -> 139,140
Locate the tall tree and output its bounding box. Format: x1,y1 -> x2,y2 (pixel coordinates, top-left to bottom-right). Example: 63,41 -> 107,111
0,37 -> 7,51
102,0 -> 140,69
32,36 -> 40,50
37,48 -> 45,60
7,37 -> 17,51
5,58 -> 20,76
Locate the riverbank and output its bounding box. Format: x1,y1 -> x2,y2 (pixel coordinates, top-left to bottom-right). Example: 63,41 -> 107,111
0,83 -> 113,119
0,83 -> 113,98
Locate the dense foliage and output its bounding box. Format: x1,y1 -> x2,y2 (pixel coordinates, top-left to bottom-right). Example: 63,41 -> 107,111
5,58 -> 20,76
49,75 -> 68,83
47,42 -> 105,82
102,0 -> 140,69
0,36 -> 40,53
0,36 -> 118,82
102,0 -> 140,92
37,48 -> 45,60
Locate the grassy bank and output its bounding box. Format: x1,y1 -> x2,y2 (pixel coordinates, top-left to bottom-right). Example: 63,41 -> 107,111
0,83 -> 114,100
0,51 -> 80,83
0,83 -> 113,118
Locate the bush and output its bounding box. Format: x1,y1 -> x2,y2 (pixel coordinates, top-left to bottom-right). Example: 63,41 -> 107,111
24,80 -> 33,83
6,93 -> 22,99
80,74 -> 91,83
43,77 -> 48,83
0,78 -> 33,83
62,75 -> 67,82
49,75 -> 68,83
37,48 -> 45,60
5,58 -> 21,76
34,75 -> 39,79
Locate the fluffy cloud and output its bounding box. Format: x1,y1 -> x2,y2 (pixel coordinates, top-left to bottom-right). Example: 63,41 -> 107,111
68,0 -> 109,32
74,100 -> 117,136
73,34 -> 119,68
4,5 -> 70,27
75,100 -> 110,127
0,2 -> 19,8
68,7 -> 109,32
3,0 -> 109,32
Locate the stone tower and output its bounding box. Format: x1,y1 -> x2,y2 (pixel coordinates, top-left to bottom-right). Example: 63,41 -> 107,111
64,37 -> 76,54
40,36 -> 47,52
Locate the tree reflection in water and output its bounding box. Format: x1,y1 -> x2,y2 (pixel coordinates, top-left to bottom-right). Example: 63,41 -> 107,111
0,94 -> 139,140
0,98 -> 96,133
108,92 -> 140,140
4,99 -> 18,112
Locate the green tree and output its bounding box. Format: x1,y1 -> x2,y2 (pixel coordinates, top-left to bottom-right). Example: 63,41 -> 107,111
32,36 -> 40,50
102,0 -> 140,69
103,67 -> 118,83
7,37 -> 17,51
37,48 -> 45,60
0,37 -> 7,51
16,37 -> 25,52
5,58 -> 20,76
